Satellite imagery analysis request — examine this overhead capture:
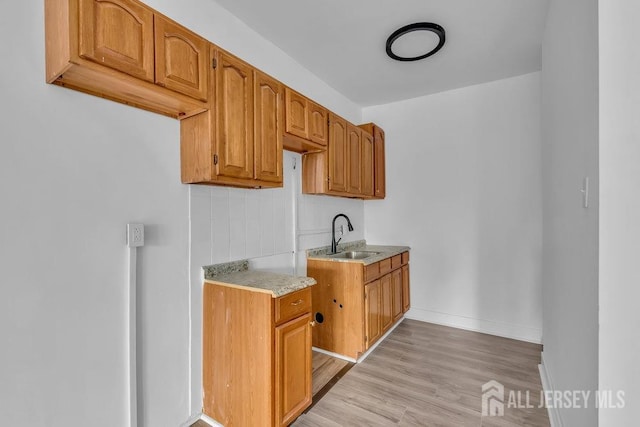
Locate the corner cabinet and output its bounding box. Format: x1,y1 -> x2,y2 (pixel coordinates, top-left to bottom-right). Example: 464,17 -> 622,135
46,0 -> 208,118
203,285 -> 312,427
301,118 -> 382,199
180,49 -> 283,188
308,251 -> 410,360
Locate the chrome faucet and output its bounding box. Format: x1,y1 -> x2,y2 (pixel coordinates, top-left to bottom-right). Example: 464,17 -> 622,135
331,214 -> 354,254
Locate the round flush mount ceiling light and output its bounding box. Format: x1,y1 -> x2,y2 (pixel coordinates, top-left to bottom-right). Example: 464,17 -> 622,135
386,22 -> 446,62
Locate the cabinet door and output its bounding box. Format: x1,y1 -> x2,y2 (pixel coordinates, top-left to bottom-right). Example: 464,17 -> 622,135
361,130 -> 375,197
79,0 -> 154,81
365,280 -> 382,349
392,268 -> 403,321
154,16 -> 209,101
285,88 -> 308,140
215,51 -> 254,179
276,314 -> 312,427
328,113 -> 348,193
402,265 -> 410,313
308,101 -> 328,146
347,124 -> 362,194
381,273 -> 393,332
254,71 -> 283,183
373,126 -> 386,198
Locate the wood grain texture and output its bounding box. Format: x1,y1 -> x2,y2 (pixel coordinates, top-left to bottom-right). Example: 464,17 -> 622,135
402,265 -> 410,313
215,50 -> 254,180
154,15 -> 209,101
346,123 -> 362,195
276,314 -> 313,426
307,260 -> 365,359
78,0 -> 155,81
254,71 -> 283,184
373,125 -> 386,199
328,113 -> 348,193
361,129 -> 375,198
308,101 -> 328,146
311,352 -> 350,396
203,283 -> 274,426
293,320 -> 549,427
285,88 -> 309,140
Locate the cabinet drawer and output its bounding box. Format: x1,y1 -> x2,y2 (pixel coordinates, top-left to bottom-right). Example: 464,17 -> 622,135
391,255 -> 402,270
275,288 -> 311,325
402,251 -> 410,264
364,263 -> 380,282
379,257 -> 392,275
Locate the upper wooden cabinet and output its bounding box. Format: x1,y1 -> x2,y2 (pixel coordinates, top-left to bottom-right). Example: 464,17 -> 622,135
302,119 -> 383,199
328,113 -> 348,193
180,49 -> 283,188
283,88 -> 328,152
254,71 -> 284,183
359,123 -> 386,199
46,0 -> 208,118
78,0 -> 155,81
215,50 -> 255,180
347,124 -> 362,195
154,15 -> 209,101
308,101 -> 329,146
361,129 -> 375,197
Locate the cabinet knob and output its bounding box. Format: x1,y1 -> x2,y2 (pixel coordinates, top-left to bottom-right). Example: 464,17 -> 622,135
290,299 -> 304,306
310,321 -> 317,327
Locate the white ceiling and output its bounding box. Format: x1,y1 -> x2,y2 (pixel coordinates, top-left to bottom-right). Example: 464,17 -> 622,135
212,0 -> 550,107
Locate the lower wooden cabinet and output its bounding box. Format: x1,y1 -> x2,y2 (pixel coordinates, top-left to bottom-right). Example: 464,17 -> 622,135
203,285 -> 312,426
309,251 -> 410,359
364,279 -> 382,348
402,264 -> 411,313
276,314 -> 313,426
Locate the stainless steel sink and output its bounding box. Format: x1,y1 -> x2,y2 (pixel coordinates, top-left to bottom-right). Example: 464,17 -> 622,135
328,251 -> 380,260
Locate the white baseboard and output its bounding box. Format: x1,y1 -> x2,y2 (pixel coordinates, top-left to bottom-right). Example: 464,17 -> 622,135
312,347 -> 357,363
179,413 -> 222,427
539,352 -> 563,427
404,307 -> 542,344
356,317 -> 404,363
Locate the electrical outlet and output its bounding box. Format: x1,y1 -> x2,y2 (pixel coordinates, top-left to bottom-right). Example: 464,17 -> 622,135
127,223 -> 144,247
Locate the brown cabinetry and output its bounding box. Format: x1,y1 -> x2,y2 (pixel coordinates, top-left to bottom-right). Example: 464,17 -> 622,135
46,0 -> 208,118
302,120 -> 383,199
364,279 -> 382,348
154,15 -> 209,101
283,88 -> 328,152
204,284 -> 312,426
361,130 -> 375,197
180,49 -> 283,188
359,123 -> 386,199
402,264 -> 410,313
347,124 -> 362,194
308,250 -> 410,359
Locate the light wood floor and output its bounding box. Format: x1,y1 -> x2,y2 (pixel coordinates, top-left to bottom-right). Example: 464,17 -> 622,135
312,351 -> 351,396
293,319 -> 549,426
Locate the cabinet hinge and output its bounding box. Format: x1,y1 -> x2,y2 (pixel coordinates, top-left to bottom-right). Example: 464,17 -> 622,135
212,58 -> 217,69
213,154 -> 219,165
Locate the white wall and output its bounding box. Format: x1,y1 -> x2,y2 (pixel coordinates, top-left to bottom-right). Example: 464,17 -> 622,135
540,0 -> 599,425
0,0 -> 362,426
599,0 -> 640,424
0,4 -> 188,426
362,73 -> 543,343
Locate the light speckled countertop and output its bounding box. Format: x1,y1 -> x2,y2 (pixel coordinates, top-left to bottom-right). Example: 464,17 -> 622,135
203,260 -> 316,298
307,240 -> 410,266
